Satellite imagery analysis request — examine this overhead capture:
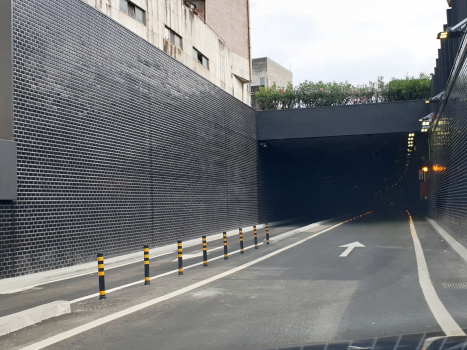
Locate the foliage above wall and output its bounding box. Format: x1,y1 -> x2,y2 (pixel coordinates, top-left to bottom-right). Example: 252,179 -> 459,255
255,74 -> 431,111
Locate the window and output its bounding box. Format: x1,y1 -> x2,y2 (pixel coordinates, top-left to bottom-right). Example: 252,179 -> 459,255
164,27 -> 182,49
119,0 -> 145,25
193,48 -> 209,69
260,77 -> 266,87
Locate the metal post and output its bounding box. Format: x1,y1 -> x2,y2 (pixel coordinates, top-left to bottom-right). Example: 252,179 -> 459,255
266,223 -> 270,244
202,236 -> 208,267
178,240 -> 183,275
254,225 -> 258,249
223,232 -> 228,260
239,228 -> 244,254
144,245 -> 150,285
97,253 -> 106,300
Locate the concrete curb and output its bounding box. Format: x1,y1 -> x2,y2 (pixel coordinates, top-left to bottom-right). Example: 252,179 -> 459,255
270,220 -> 328,243
0,301 -> 70,337
0,218 -> 304,294
424,215 -> 467,266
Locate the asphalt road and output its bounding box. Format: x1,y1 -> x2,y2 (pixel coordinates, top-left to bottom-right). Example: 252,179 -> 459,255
2,208 -> 467,350
0,221 -> 311,317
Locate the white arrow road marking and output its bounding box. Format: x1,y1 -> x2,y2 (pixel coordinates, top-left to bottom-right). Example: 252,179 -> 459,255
172,246 -> 223,262
339,242 -> 365,257
21,220 -> 347,350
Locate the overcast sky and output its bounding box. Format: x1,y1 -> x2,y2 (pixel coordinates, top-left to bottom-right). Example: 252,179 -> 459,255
250,0 -> 449,86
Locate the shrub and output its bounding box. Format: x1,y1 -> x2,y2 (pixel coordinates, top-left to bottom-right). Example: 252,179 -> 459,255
255,74 -> 431,110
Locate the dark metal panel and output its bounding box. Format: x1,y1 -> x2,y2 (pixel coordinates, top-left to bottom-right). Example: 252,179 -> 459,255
0,140 -> 16,200
0,0 -> 13,141
257,100 -> 428,141
430,24 -> 467,249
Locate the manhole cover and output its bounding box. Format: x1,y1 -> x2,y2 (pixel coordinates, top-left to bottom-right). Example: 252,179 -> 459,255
441,283 -> 467,289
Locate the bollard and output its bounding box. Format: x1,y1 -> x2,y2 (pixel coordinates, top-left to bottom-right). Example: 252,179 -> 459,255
178,240 -> 183,275
223,232 -> 228,260
144,245 -> 150,285
266,223 -> 270,245
254,225 -> 258,249
239,228 -> 244,254
202,236 -> 208,267
97,253 -> 106,300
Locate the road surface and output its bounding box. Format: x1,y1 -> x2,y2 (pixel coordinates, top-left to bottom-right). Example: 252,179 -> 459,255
1,208 -> 467,350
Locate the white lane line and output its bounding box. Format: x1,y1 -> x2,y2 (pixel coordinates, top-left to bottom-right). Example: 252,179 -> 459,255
406,211 -> 466,337
70,243 -> 262,304
21,221 -> 346,350
70,218 -> 344,303
0,251 -> 176,295
171,246 -> 223,262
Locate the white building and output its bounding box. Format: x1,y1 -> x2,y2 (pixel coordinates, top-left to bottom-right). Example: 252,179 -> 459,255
83,0 -> 252,105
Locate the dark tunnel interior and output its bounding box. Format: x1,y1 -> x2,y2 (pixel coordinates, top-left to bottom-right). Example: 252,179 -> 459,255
258,132 -> 429,222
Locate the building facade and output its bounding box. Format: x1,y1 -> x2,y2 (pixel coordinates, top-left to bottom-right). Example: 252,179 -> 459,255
250,57 -> 293,110
82,0 -> 252,104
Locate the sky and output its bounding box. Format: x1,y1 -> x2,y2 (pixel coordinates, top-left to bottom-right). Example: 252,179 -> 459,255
249,0 -> 449,86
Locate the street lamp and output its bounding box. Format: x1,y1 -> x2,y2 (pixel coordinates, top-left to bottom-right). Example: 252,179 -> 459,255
437,17 -> 467,39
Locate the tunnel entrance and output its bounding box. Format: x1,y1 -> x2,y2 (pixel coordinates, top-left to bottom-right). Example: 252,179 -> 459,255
258,132 -> 429,223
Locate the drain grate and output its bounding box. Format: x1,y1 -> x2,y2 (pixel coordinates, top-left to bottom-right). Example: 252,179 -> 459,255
441,283 -> 467,289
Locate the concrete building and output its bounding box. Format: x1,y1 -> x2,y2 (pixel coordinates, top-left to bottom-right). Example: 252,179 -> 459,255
82,0 -> 252,104
250,57 -> 293,110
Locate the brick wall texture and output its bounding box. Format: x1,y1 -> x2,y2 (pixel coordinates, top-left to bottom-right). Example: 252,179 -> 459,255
0,0 -> 258,279
206,0 -> 250,60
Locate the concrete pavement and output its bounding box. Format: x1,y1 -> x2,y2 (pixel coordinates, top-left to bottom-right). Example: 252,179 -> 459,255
1,209 -> 467,350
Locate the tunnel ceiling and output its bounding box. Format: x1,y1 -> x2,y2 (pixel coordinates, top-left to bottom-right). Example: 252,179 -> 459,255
262,133 -> 411,162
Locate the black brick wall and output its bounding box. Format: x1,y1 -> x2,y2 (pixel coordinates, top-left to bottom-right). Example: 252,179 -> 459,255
0,0 -> 258,279
429,35 -> 467,247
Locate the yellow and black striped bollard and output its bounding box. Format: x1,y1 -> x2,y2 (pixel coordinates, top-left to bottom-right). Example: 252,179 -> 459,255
254,225 -> 258,249
97,252 -> 106,300
178,240 -> 183,275
144,245 -> 150,285
239,228 -> 244,254
266,223 -> 270,244
202,236 -> 208,267
223,232 -> 228,260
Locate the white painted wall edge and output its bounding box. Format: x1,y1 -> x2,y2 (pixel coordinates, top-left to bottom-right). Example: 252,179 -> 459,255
424,215 -> 467,266
0,301 -> 70,337
0,216 -> 309,294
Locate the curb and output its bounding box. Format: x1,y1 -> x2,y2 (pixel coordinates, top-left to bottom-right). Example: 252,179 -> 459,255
270,220 -> 329,243
0,217 -> 306,294
0,301 -> 70,337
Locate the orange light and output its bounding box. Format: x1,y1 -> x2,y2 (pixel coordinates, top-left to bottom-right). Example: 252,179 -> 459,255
433,165 -> 447,172
422,167 -> 429,173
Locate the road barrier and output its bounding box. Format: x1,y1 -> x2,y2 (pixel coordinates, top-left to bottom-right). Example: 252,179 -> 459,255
97,253 -> 106,300
202,236 -> 208,267
144,245 -> 150,285
254,225 -> 258,249
93,223 -> 267,287
178,240 -> 183,275
266,223 -> 270,244
223,232 -> 228,260
239,228 -> 244,254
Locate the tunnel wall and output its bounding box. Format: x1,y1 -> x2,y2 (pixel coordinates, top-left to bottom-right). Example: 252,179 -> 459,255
0,0 -> 258,279
429,34 -> 467,247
